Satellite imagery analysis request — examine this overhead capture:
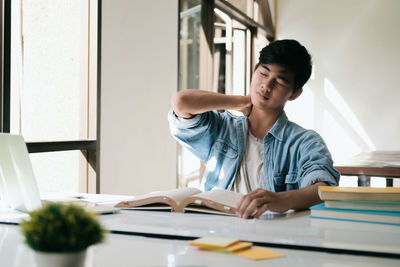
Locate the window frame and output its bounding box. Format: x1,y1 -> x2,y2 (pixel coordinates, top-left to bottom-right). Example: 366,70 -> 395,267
1,0 -> 11,133
0,0 -> 101,193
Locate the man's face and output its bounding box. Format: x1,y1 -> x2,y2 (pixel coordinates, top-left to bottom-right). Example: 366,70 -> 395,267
250,63 -> 301,111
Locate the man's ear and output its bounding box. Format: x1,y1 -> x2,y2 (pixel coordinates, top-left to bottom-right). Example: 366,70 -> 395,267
289,88 -> 303,101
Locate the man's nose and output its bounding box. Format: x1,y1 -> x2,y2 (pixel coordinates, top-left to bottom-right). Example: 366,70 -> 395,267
264,78 -> 274,92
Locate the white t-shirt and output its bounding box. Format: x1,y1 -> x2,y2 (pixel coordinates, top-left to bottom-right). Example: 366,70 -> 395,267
232,131 -> 266,194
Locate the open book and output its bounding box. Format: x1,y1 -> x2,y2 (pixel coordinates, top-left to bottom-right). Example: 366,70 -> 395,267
114,188 -> 244,216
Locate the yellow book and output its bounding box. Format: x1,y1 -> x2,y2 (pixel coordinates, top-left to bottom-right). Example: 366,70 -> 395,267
318,186 -> 400,201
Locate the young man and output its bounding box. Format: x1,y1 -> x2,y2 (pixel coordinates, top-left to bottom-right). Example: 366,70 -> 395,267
168,39 -> 339,219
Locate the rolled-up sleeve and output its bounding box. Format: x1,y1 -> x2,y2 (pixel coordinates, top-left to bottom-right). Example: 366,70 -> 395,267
168,109 -> 203,130
298,132 -> 340,188
168,109 -> 222,162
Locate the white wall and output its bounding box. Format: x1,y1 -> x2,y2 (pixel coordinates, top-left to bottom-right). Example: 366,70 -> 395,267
100,0 -> 178,194
277,0 -> 400,163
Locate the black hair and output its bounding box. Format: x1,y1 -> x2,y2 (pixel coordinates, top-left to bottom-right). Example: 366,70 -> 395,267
258,39 -> 312,92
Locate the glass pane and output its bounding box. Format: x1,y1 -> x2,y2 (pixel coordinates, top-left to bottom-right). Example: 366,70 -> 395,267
232,29 -> 246,96
178,0 -> 202,189
179,0 -> 201,91
30,151 -> 87,193
214,13 -> 227,94
254,28 -> 269,65
229,0 -> 248,15
10,0 -> 90,141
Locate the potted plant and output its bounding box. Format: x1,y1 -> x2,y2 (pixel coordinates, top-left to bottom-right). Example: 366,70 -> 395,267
20,202 -> 106,267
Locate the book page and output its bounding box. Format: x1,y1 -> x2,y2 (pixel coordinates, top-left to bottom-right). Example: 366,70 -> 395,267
115,187 -> 202,210
158,187 -> 202,204
194,189 -> 243,207
181,189 -> 243,214
184,206 -> 237,216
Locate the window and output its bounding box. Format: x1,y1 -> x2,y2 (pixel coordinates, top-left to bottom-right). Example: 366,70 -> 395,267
177,0 -> 274,188
1,0 -> 98,193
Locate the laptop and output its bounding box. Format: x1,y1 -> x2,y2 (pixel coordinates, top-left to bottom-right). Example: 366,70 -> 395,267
0,134 -> 119,214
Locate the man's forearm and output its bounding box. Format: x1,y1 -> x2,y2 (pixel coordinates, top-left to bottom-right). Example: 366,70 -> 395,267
283,182 -> 326,211
171,89 -> 250,118
236,182 -> 327,218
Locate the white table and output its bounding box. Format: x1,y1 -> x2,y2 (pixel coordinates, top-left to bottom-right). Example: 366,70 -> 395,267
1,194 -> 400,259
99,209 -> 400,257
1,224 -> 399,267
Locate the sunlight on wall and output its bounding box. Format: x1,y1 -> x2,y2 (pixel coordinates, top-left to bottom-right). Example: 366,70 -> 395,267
324,78 -> 375,150
323,110 -> 361,163
285,85 -> 315,130
322,78 -> 376,163
286,74 -> 377,164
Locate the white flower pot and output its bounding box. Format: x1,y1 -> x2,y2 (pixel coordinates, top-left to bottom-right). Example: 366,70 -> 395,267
34,249 -> 87,267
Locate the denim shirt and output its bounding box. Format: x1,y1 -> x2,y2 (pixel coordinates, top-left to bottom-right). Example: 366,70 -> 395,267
168,109 -> 339,192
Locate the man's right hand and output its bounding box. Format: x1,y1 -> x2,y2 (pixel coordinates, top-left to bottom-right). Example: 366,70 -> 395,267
237,95 -> 252,116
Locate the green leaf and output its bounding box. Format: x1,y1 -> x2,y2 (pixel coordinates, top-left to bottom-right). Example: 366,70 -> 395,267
20,203 -> 106,252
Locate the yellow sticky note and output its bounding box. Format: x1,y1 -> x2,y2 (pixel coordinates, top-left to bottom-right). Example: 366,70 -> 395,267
234,247 -> 285,261
189,237 -> 238,249
225,242 -> 253,252
205,241 -> 253,253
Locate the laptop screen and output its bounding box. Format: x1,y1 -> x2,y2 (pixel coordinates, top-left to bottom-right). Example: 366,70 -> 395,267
0,134 -> 43,212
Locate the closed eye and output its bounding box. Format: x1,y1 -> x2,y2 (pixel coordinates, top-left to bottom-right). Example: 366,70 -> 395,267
277,76 -> 289,85
276,79 -> 285,86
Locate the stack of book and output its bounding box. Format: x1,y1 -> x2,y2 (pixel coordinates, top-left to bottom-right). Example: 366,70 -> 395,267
310,186 -> 400,226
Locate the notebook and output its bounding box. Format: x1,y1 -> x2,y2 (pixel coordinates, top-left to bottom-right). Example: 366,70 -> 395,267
0,134 -> 119,214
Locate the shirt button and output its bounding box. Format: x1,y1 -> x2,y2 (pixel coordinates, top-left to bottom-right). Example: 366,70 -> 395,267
223,146 -> 227,152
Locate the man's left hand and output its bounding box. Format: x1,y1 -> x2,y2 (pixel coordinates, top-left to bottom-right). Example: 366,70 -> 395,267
236,188 -> 291,219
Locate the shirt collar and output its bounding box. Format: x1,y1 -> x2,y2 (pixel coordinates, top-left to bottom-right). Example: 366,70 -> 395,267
267,111 -> 288,142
